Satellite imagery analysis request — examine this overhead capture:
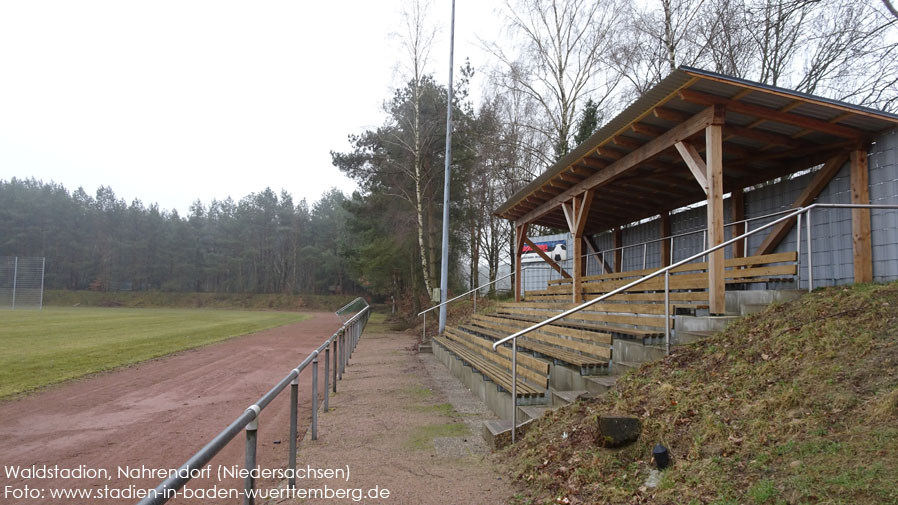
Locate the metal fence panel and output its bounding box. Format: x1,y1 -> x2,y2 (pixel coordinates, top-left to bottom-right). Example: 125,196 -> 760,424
0,256 -> 45,310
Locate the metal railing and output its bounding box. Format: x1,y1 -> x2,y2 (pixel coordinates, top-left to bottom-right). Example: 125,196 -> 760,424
494,203 -> 898,443
521,207 -> 802,289
417,268 -> 530,342
135,298 -> 370,505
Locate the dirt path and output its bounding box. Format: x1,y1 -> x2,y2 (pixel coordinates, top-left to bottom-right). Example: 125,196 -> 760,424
264,331 -> 516,505
0,311 -> 342,504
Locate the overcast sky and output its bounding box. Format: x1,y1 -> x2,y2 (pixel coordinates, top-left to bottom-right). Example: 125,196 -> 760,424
0,0 -> 504,214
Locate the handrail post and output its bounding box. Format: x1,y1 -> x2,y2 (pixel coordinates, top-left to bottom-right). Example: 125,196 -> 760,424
473,288 -> 477,314
511,338 -> 517,444
643,243 -> 647,269
796,213 -> 802,285
244,409 -> 259,505
288,377 -> 298,489
323,348 -> 330,413
422,312 -> 426,343
332,339 -> 338,393
664,270 -> 670,355
311,355 -> 319,441
807,208 -> 814,292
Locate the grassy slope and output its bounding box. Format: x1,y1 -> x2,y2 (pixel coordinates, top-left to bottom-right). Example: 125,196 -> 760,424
0,307 -> 309,398
506,282 -> 898,505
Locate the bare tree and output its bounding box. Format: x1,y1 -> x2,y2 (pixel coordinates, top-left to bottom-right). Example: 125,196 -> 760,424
485,0 -> 624,161
396,0 -> 439,296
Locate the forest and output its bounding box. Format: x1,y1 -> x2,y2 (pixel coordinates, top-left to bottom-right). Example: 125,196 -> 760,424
2,0 -> 897,313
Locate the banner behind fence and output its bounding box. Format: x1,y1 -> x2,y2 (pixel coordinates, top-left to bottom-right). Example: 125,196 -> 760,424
0,256 -> 45,310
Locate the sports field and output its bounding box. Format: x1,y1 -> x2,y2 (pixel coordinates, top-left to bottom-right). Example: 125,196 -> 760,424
0,307 -> 309,398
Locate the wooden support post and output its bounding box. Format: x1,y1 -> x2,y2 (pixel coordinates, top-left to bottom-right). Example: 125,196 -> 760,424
850,149 -> 872,283
562,191 -> 594,302
706,115 -> 725,315
660,213 -> 671,267
514,223 -> 528,302
731,188 -> 745,258
612,227 -> 622,273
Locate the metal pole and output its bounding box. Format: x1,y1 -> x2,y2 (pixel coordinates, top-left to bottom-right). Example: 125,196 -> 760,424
39,257 -> 45,310
323,348 -> 330,412
643,243 -> 647,269
288,377 -> 298,489
511,337 -> 517,444
332,340 -> 337,393
244,408 -> 259,505
664,270 -> 670,355
807,208 -> 814,292
437,0 -> 456,334
422,312 -> 426,343
339,331 -> 344,378
311,355 -> 319,441
796,213 -> 802,286
473,288 -> 477,314
12,257 -> 17,310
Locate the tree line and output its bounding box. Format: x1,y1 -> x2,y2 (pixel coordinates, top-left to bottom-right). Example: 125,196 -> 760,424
0,179 -> 357,296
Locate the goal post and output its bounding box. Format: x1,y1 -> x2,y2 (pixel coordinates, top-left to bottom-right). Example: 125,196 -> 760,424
0,256 -> 46,310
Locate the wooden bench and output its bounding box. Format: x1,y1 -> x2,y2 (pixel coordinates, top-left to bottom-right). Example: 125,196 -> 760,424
532,252 -> 797,300
444,327 -> 550,388
491,308 -> 665,340
432,336 -> 545,400
459,318 -> 610,375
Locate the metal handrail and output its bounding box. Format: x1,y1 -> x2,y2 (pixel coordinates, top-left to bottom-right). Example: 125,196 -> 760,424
524,206 -> 802,274
494,202 -> 898,443
418,268 -> 530,342
136,300 -> 370,505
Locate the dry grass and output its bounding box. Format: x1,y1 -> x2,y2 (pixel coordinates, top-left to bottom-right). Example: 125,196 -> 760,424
505,281 -> 898,505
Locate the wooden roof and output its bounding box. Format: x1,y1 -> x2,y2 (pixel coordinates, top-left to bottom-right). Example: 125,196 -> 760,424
495,67 -> 898,234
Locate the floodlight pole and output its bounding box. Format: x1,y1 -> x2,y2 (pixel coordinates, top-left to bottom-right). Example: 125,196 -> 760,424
438,0 -> 456,334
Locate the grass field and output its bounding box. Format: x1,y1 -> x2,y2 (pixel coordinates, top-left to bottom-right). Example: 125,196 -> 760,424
0,307 -> 310,399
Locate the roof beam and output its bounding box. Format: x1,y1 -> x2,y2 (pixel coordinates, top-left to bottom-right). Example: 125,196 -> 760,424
724,125 -> 812,149
653,107 -> 690,122
679,89 -> 865,139
515,106 -> 717,227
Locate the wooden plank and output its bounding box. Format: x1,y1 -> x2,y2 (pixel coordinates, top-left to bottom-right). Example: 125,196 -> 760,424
474,314 -> 613,345
678,89 -> 865,140
706,122 -> 725,314
446,327 -> 550,377
754,154 -> 848,256
468,320 -> 612,361
513,106 -> 716,226
433,337 -> 542,395
524,236 -> 571,279
851,149 -> 873,283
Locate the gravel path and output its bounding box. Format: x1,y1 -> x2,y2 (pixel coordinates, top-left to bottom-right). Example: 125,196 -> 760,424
267,331 -> 516,505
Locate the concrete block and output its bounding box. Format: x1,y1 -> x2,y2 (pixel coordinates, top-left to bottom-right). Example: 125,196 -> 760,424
614,339 -> 667,364
552,390 -> 588,407
597,415 -> 641,447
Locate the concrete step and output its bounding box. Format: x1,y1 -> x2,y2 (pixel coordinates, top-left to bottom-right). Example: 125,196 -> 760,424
612,361 -> 642,375
741,303 -> 769,316
518,405 -> 552,422
584,376 -> 617,395
675,330 -> 716,345
614,339 -> 667,363
676,315 -> 739,333
417,343 -> 433,353
552,389 -> 588,407
482,418 -> 536,450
